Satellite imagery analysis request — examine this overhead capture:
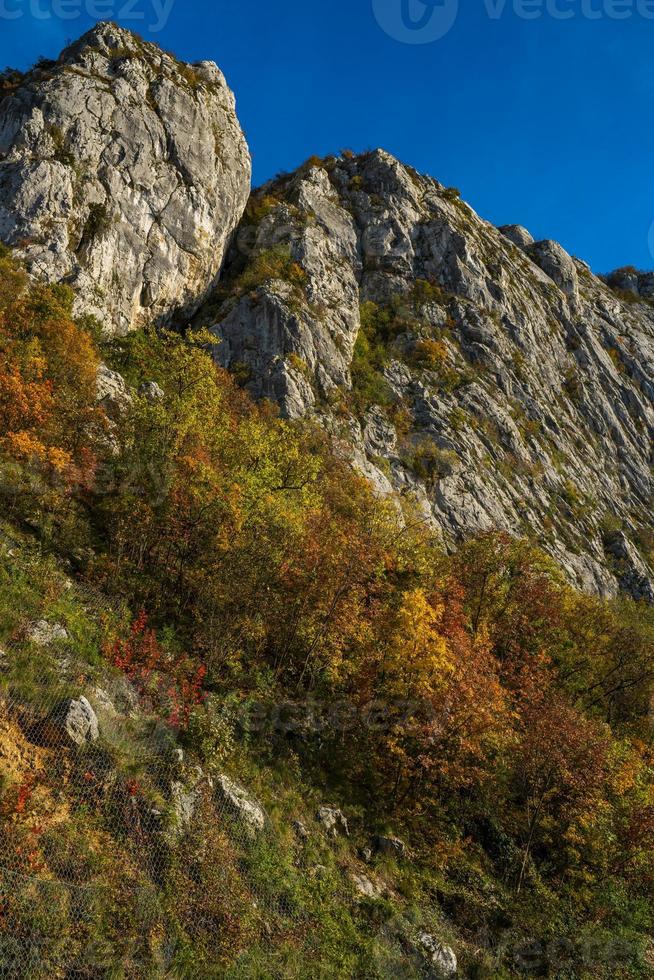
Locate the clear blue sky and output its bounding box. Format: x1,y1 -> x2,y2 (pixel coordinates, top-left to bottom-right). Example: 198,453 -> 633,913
2,0 -> 653,273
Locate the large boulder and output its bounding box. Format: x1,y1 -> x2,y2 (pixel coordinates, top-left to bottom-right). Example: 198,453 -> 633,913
0,22 -> 250,334
527,239 -> 579,302
351,871 -> 385,899
138,381 -> 165,402
498,224 -> 534,250
605,267 -> 654,300
170,767 -> 213,836
47,696 -> 99,747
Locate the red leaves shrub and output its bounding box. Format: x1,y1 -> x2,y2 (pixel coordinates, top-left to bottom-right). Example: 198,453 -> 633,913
106,610 -> 206,731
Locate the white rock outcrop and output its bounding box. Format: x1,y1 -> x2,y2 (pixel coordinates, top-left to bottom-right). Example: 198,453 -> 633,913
215,774 -> 265,837
199,149 -> 654,600
96,364 -> 133,419
0,22 -> 251,335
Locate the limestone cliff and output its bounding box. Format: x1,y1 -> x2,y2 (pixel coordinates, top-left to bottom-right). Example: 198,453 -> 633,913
0,22 -> 250,334
3,27 -> 653,601
198,149 -> 654,599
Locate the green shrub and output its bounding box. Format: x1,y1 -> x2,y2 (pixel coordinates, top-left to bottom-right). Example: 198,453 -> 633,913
0,68 -> 23,93
563,367 -> 583,403
49,125 -> 75,168
232,245 -> 307,297
243,194 -> 280,225
412,338 -> 449,370
178,63 -> 204,90
598,513 -> 623,545
411,278 -> 447,306
349,303 -> 396,413
302,154 -> 326,170
403,439 -> 459,483
82,203 -> 112,242
449,407 -> 469,431
287,352 -> 312,379
608,347 -> 626,374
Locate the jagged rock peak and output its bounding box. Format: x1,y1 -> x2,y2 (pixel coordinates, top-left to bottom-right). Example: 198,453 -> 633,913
198,147 -> 654,601
0,22 -> 251,334
499,224 -> 535,249
603,265 -> 654,300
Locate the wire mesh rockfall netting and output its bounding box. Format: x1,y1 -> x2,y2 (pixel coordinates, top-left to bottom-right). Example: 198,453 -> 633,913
0,577 -> 326,978
0,558 -> 440,980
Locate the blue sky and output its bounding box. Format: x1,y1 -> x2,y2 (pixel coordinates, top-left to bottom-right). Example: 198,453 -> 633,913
1,0 -> 653,273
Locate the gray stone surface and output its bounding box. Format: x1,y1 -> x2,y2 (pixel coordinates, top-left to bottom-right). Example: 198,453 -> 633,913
138,381 -> 165,401
604,530 -> 654,602
351,871 -> 385,899
198,148 -> 654,600
499,224 -> 534,249
527,239 -> 579,302
96,364 -> 132,419
0,22 -> 250,335
418,933 -> 457,977
374,835 -> 406,859
316,806 -> 349,837
170,767 -> 212,835
48,696 -> 99,747
293,819 -> 309,841
604,267 -> 654,299
90,687 -> 116,715
27,620 -> 68,645
215,774 -> 265,836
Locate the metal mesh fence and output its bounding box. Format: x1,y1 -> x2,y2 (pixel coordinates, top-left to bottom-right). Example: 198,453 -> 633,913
0,559 -> 448,980
0,575 -> 323,978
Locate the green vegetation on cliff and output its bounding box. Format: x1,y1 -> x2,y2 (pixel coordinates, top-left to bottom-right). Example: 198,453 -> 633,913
1,251 -> 654,977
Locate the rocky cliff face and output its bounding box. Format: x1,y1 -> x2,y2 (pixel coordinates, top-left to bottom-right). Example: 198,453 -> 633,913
198,149 -> 654,599
0,23 -> 250,334
2,26 -> 652,601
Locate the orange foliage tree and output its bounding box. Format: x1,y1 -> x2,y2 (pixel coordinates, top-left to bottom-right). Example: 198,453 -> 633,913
0,248 -> 101,495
